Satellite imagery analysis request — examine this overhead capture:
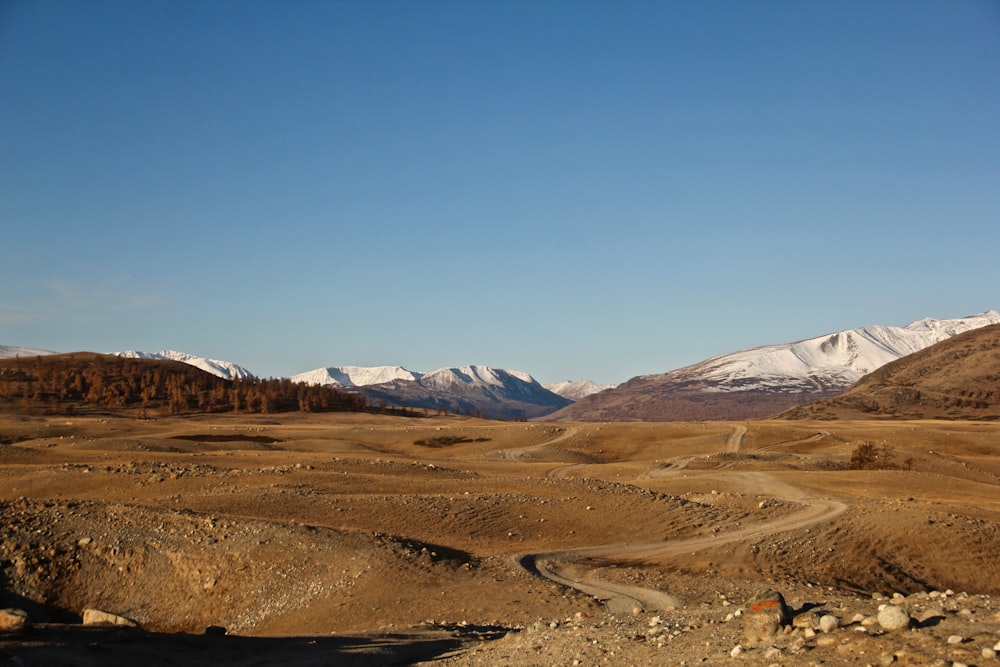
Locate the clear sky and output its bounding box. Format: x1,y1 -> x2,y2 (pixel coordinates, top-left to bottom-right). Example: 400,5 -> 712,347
1,1 -> 998,384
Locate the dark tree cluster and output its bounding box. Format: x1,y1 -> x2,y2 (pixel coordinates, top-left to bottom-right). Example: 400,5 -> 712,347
0,353 -> 368,416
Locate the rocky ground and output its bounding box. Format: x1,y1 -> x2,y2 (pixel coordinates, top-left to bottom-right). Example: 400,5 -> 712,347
1,413 -> 999,665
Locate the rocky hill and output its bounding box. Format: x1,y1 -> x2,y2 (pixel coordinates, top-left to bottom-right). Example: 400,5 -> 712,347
780,322 -> 1000,420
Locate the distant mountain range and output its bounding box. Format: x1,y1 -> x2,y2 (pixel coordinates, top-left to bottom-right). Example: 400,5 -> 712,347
290,364 -> 573,420
357,366 -> 572,420
545,311 -> 1000,422
290,365 -> 573,418
4,310 -> 997,421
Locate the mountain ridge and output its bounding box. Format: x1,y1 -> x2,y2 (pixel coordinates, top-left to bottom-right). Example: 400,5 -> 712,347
114,349 -> 256,381
545,310 -> 1000,422
779,322 -> 1000,421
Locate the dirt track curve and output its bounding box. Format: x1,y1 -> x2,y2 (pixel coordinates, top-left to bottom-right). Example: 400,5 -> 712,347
514,424 -> 847,613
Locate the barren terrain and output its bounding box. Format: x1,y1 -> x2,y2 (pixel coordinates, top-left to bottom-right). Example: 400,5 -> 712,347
2,413 -> 1000,665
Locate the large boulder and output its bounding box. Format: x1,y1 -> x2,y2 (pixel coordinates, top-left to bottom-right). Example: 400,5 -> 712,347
741,589 -> 790,645
877,604 -> 911,632
0,608 -> 28,633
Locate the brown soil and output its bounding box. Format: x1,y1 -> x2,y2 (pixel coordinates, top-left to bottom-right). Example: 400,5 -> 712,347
2,413 -> 999,665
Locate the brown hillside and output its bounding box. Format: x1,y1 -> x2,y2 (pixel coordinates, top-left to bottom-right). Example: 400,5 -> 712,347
780,323 -> 1000,420
543,375 -> 839,422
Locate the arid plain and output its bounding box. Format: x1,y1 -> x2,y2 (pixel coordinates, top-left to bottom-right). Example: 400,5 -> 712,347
2,411 -> 1000,665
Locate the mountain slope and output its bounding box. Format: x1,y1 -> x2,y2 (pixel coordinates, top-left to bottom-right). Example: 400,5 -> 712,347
780,323 -> 1000,420
0,345 -> 57,359
114,350 -> 256,381
545,311 -> 1000,422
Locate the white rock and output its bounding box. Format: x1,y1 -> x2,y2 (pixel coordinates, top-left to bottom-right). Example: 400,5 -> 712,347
82,609 -> 138,628
819,615 -> 839,633
730,645 -> 742,658
981,647 -> 996,660
946,634 -> 964,645
877,605 -> 910,632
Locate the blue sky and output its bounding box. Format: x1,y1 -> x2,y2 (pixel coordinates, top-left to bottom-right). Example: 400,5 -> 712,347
1,1 -> 998,384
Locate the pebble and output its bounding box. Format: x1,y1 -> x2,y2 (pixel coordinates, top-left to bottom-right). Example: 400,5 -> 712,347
819,614 -> 839,633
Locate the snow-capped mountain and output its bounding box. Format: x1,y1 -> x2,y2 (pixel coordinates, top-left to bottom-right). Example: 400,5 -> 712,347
355,365 -> 572,420
669,310 -> 1000,393
114,350 -> 256,381
547,311 -> 1000,422
290,365 -> 421,387
0,345 -> 57,359
544,379 -> 618,401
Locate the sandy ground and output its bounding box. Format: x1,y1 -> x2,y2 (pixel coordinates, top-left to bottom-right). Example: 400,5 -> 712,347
2,412 -> 999,665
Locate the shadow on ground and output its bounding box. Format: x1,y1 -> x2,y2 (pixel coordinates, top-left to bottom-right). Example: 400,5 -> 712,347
0,622 -> 512,666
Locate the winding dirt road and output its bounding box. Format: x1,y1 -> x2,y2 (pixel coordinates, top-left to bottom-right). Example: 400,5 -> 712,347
513,424 -> 847,612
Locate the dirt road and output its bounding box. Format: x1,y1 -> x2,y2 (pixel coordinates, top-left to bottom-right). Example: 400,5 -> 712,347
515,423 -> 846,613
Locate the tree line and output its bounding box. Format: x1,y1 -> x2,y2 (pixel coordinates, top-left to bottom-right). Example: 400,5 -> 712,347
0,354 -> 371,416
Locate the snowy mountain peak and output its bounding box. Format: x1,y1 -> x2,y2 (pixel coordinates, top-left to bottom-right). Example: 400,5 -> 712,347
671,311 -> 1000,394
113,350 -> 255,381
423,365 -> 540,389
290,365 -> 421,387
544,379 -> 618,401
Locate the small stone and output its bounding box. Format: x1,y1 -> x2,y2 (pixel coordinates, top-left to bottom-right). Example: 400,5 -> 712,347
792,611 -> 818,628
946,635 -> 963,645
78,536 -> 92,547
804,628 -> 816,639
877,605 -> 910,632
994,639 -> 1000,651
819,614 -> 839,633
0,609 -> 28,633
981,647 -> 996,660
730,645 -> 742,658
